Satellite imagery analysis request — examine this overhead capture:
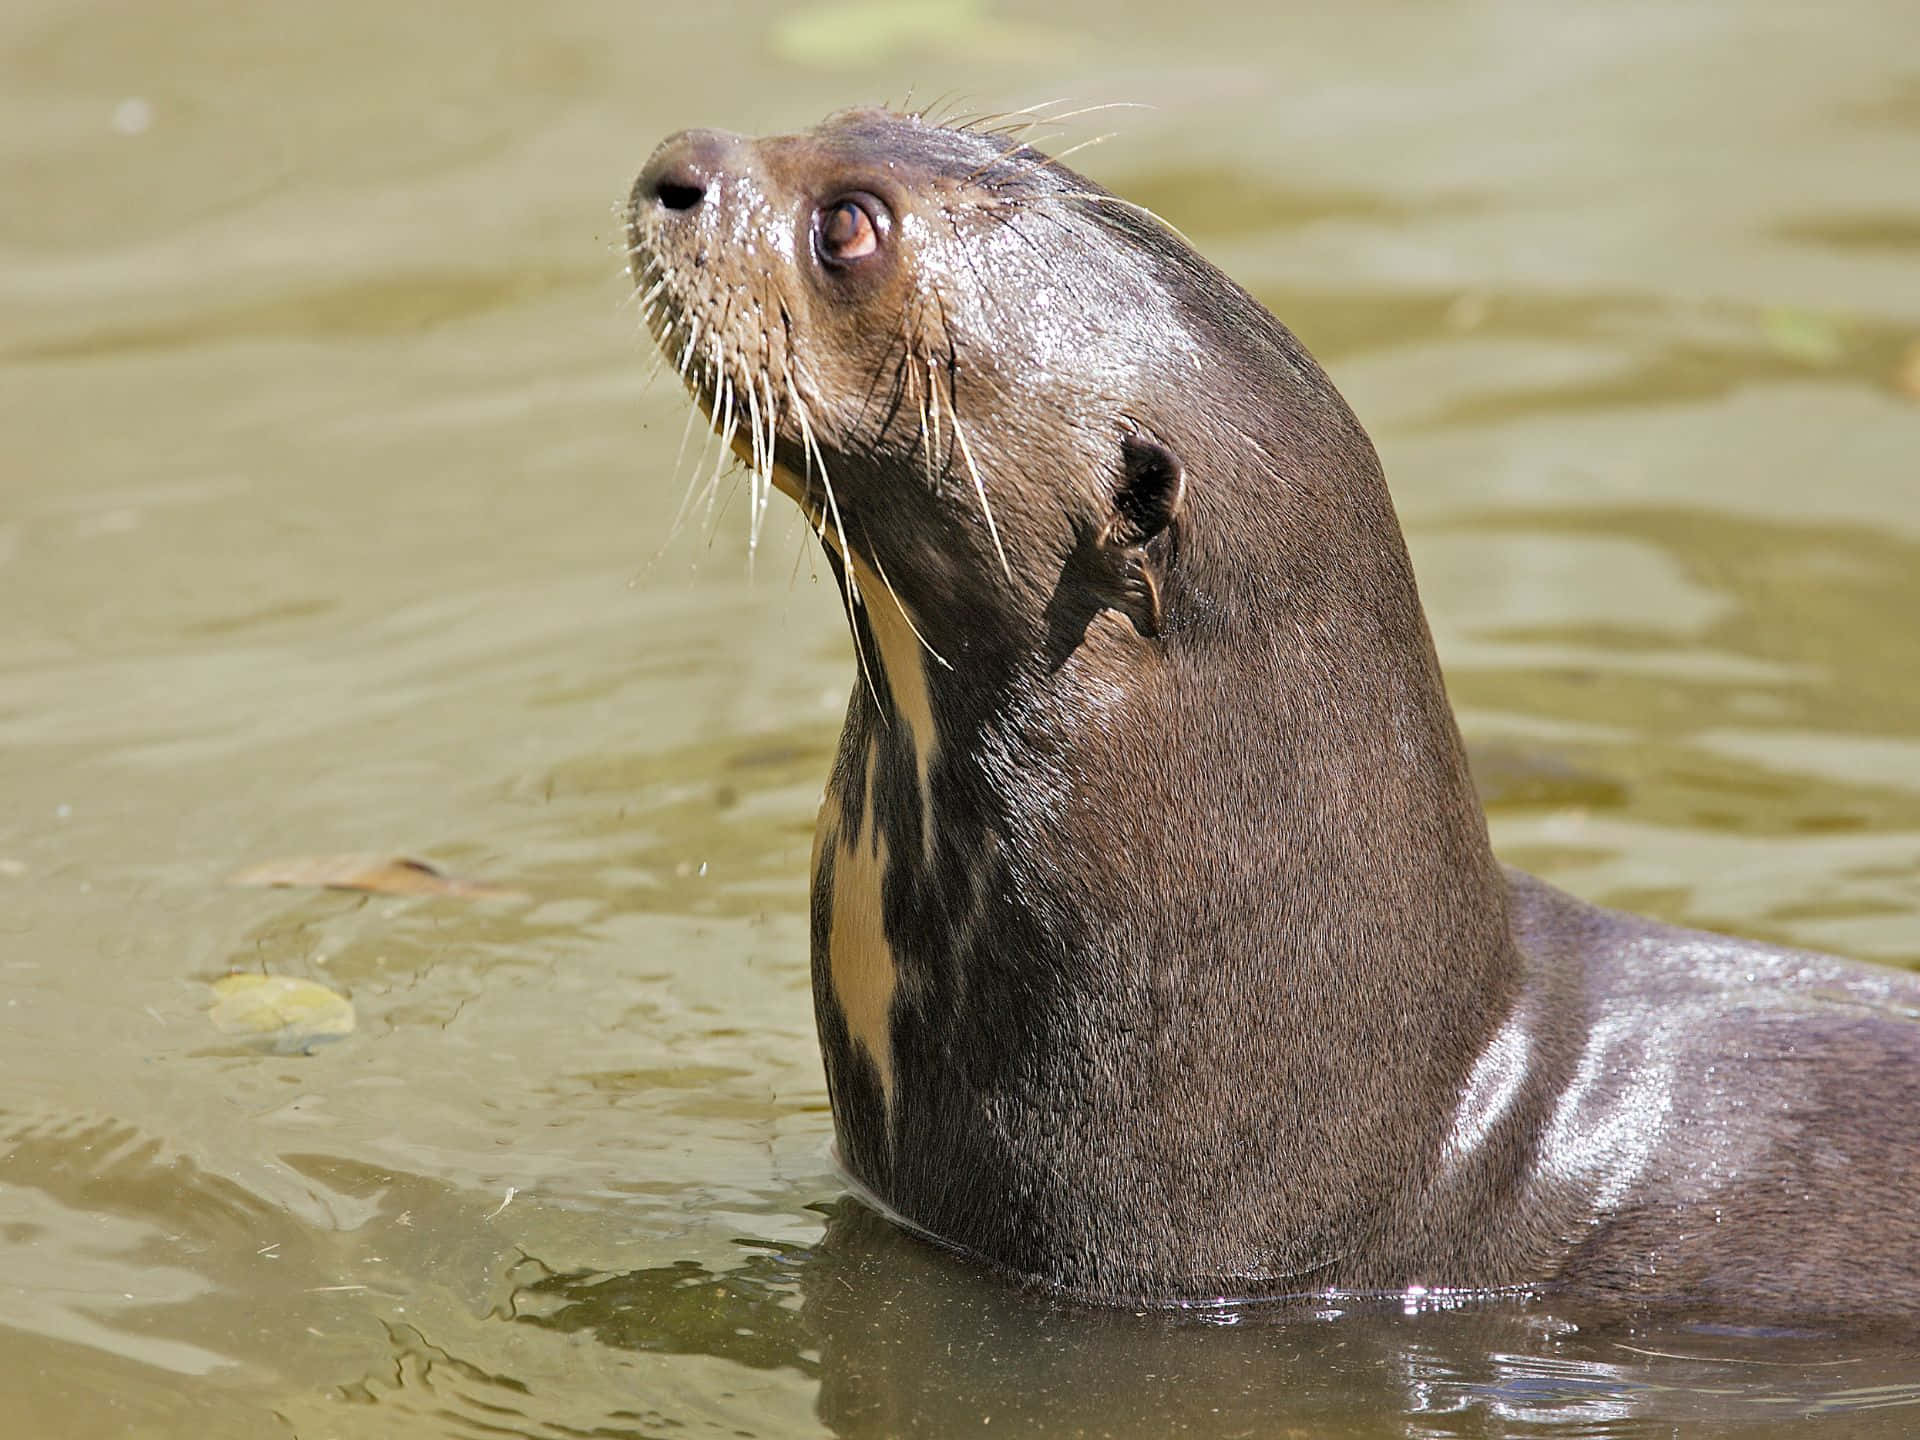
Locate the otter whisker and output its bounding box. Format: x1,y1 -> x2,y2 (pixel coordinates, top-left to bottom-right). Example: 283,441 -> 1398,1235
696,373 -> 736,536
644,307 -> 672,361
743,364 -> 767,570
944,395 -> 1011,582
919,353 -> 945,497
649,384 -> 713,561
950,96 -> 1090,139
789,514 -> 812,584
1041,131 -> 1119,169
616,263 -> 660,313
1047,191 -> 1192,244
687,375 -> 726,495
948,188 -> 1193,248
745,360 -> 780,574
951,194 -> 1054,262
962,148 -> 1028,187
797,405 -> 853,605
990,97 -> 1072,123
757,368 -> 780,549
677,317 -> 701,379
952,103 -> 1056,139
653,367 -> 729,566
791,387 -> 885,715
914,91 -> 969,128
967,141 -> 1074,192
699,413 -> 741,550
641,337 -> 669,390
985,117 -> 1070,149
865,541 -> 952,671
638,311 -> 679,396
925,351 -> 942,462
921,295 -> 1009,582
784,378 -> 831,547
908,347 -> 937,491
672,372 -> 705,474
950,108 -> 1016,133
793,399 -> 862,616
961,105 -> 1147,189
1028,100 -> 1151,128
785,496 -> 821,594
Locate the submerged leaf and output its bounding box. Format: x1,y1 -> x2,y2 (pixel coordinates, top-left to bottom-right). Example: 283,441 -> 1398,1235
229,854 -> 521,899
209,974 -> 355,1053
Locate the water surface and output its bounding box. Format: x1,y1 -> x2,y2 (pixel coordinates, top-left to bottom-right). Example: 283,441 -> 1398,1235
3,1 -> 1918,1435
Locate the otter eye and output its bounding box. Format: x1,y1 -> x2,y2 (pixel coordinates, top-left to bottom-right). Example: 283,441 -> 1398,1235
814,194 -> 886,267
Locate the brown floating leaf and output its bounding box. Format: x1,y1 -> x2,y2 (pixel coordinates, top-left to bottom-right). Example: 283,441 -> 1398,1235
1468,741 -> 1629,812
229,854 -> 522,899
1897,339 -> 1920,401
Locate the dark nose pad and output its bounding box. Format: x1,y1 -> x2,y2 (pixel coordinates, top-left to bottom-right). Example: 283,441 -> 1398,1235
634,128 -> 738,215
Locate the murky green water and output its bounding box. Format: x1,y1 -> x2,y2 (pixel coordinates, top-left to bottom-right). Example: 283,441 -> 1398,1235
3,2 -> 1917,1435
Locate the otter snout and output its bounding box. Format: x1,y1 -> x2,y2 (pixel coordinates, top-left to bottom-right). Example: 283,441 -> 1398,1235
631,128 -> 743,218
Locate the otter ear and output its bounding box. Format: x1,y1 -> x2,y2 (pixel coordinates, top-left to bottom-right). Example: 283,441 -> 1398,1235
1093,436 -> 1185,637
1111,435 -> 1186,548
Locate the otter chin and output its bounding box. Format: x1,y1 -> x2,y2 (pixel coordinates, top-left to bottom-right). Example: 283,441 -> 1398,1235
623,107 -> 1920,1322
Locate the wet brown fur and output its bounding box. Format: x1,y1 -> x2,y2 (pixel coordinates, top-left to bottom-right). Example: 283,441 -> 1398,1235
626,106 -> 1920,1323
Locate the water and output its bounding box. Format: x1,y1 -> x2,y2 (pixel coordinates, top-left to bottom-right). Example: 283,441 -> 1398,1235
2,1 -> 1917,1435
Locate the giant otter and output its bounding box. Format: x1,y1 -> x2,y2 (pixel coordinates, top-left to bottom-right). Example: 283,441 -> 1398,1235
623,107 -> 1920,1322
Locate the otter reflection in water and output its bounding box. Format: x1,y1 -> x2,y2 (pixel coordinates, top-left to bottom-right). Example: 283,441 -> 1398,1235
623,107 -> 1920,1321
506,1201 -> 1920,1436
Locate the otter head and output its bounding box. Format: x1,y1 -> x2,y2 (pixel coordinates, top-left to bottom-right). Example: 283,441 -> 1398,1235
626,107 -> 1211,675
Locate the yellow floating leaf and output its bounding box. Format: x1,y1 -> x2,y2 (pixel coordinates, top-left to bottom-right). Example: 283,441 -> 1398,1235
209,974 -> 355,1053
229,854 -> 521,899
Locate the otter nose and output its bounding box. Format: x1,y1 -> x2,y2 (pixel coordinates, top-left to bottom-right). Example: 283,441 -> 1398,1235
634,128 -> 739,214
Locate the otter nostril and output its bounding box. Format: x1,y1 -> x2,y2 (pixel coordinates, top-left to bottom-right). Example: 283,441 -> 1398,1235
636,128 -> 740,218
655,179 -> 704,212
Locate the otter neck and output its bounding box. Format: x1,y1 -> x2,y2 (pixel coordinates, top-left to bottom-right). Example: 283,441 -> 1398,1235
807,508 -> 1524,1301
